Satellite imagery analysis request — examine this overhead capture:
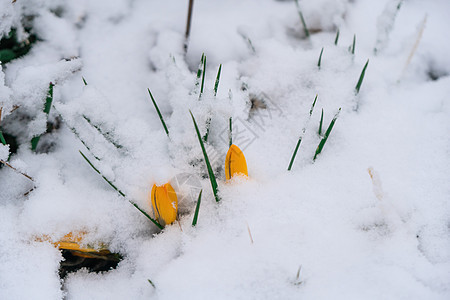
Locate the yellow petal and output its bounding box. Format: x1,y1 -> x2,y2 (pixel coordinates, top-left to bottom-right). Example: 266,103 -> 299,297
53,232 -> 109,257
225,144 -> 248,181
150,183 -> 178,225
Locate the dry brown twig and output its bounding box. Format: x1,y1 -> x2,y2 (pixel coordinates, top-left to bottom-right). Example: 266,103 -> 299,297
0,159 -> 34,181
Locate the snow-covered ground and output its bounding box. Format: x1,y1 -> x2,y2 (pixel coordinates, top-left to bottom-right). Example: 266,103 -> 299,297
1,0 -> 450,299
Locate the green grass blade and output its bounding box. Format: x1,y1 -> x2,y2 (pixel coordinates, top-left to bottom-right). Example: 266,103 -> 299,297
203,117 -> 211,142
192,189 -> 202,226
131,202 -> 164,230
196,53 -> 204,81
82,77 -> 88,86
351,34 -> 356,55
200,55 -> 206,97
310,94 -> 318,116
355,59 -> 369,94
83,116 -> 124,149
79,150 -> 163,229
313,108 -> 341,160
294,0 -> 310,38
239,32 -> 256,53
43,83 -> 54,114
190,110 -> 220,202
0,130 -> 6,145
79,150 -> 125,197
288,95 -> 318,171
53,106 -> 101,161
229,117 -> 232,147
334,29 -> 340,45
147,279 -> 156,289
318,108 -> 324,136
148,88 -> 169,136
287,137 -> 302,171
31,82 -> 54,151
214,64 -> 222,96
318,47 -> 324,69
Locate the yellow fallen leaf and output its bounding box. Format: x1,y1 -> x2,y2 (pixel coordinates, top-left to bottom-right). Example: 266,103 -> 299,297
225,144 -> 248,181
150,183 -> 178,226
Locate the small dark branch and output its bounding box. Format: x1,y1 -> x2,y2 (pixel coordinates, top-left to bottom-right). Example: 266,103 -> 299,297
184,0 -> 195,53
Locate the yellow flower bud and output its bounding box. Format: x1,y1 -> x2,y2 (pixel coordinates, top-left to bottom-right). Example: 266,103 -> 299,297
225,144 -> 248,181
150,183 -> 178,226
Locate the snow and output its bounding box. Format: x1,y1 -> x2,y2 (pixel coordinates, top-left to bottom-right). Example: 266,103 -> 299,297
1,0 -> 450,299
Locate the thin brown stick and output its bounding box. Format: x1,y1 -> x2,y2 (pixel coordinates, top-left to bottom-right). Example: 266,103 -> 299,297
246,222 -> 254,244
0,159 -> 34,181
11,105 -> 20,113
184,0 -> 194,53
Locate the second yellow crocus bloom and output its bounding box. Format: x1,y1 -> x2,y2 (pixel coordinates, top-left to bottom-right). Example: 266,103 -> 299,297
150,183 -> 178,226
225,144 -> 248,181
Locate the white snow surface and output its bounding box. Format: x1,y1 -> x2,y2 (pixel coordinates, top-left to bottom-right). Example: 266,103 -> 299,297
1,0 -> 450,299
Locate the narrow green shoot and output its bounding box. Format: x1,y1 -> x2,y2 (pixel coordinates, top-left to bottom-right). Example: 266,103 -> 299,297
200,55 -> 206,97
355,59 -> 369,94
310,94 -> 318,116
190,110 -> 220,202
0,130 -> 6,145
192,189 -> 202,226
31,82 -> 54,151
79,150 -> 125,196
334,29 -> 340,45
287,138 -> 303,171
313,108 -> 341,161
196,53 -> 204,81
147,279 -> 156,289
238,32 -> 256,53
318,108 -> 324,136
148,88 -> 169,136
203,117 -> 211,142
229,117 -> 232,147
0,108 -> 4,145
214,64 -> 222,96
82,77 -> 88,86
287,95 -> 318,171
83,116 -> 124,149
351,34 -> 356,55
294,0 -> 310,38
79,150 -> 163,229
318,47 -> 324,69
52,106 -> 101,161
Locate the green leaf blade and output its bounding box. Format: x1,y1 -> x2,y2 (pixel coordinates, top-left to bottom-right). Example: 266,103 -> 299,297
192,189 -> 202,226
190,110 -> 220,202
148,88 -> 169,136
355,59 -> 369,94
314,108 -> 341,160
